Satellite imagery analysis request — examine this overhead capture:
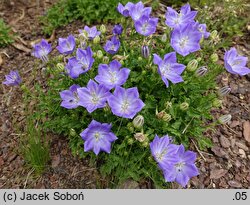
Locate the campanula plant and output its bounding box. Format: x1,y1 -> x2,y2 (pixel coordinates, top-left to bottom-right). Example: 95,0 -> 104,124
4,1 -> 249,188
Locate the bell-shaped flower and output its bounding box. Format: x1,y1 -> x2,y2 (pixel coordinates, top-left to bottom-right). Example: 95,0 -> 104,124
153,52 -> 186,87
95,60 -> 130,90
80,120 -> 118,155
224,47 -> 250,76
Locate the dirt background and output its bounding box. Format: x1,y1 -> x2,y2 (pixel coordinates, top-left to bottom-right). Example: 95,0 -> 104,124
0,0 -> 249,188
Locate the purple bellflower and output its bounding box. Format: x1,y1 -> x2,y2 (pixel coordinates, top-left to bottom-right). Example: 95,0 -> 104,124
197,23 -> 210,39
108,86 -> 145,119
170,23 -> 202,56
113,24 -> 123,35
162,145 -> 199,187
129,1 -> 152,21
134,15 -> 158,36
95,60 -> 130,90
32,39 -> 52,62
56,35 -> 76,54
77,80 -> 111,113
3,70 -> 22,86
117,2 -> 134,17
79,26 -> 101,40
76,47 -> 95,73
65,57 -> 84,79
104,36 -> 121,55
153,52 -> 186,87
60,84 -> 81,109
150,135 -> 179,169
224,47 -> 250,76
165,4 -> 197,29
80,120 -> 118,155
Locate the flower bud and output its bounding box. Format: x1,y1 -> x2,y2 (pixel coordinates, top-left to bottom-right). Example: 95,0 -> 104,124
113,24 -> 123,35
80,41 -> 87,49
100,24 -> 107,34
103,104 -> 110,112
103,56 -> 109,64
197,57 -> 202,62
127,122 -> 134,133
70,128 -> 77,137
218,114 -> 232,124
148,156 -> 153,162
210,30 -> 218,39
156,110 -> 166,119
41,67 -> 47,76
142,70 -> 147,75
96,50 -> 103,59
212,99 -> 222,108
75,38 -> 80,46
132,115 -> 144,129
141,45 -> 150,58
56,54 -> 64,61
127,138 -> 134,145
124,151 -> 128,156
79,30 -> 88,41
138,56 -> 143,61
142,141 -> 149,147
195,66 -> 208,77
93,36 -> 100,44
164,101 -> 172,109
180,102 -> 189,111
218,86 -> 231,96
93,52 -> 97,58
120,60 -> 125,66
162,113 -> 172,122
210,53 -> 219,62
134,132 -> 146,142
56,63 -> 65,72
161,33 -> 167,42
187,59 -> 198,72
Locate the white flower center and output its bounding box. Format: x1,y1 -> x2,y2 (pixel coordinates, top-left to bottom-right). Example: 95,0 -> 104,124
161,64 -> 171,76
66,41 -> 72,50
121,99 -> 130,112
79,58 -> 88,69
155,148 -> 167,161
94,132 -> 101,141
232,60 -> 242,66
91,92 -> 100,105
142,23 -> 149,33
109,71 -> 117,84
175,162 -> 185,172
179,36 -> 189,48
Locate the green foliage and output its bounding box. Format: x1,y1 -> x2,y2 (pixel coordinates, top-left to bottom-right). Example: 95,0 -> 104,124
29,11 -> 227,186
21,117 -> 50,174
41,0 -> 150,35
0,18 -> 13,47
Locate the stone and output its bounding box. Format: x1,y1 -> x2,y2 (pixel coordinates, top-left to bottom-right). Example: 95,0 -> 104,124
219,136 -> 231,148
235,142 -> 249,151
228,180 -> 242,188
210,169 -> 227,179
0,157 -> 4,166
118,179 -> 140,189
238,149 -> 246,158
243,121 -> 250,142
51,155 -> 61,168
230,120 -> 240,128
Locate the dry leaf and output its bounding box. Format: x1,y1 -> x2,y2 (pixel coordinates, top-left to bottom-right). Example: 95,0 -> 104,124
0,54 -> 3,65
12,43 -> 31,53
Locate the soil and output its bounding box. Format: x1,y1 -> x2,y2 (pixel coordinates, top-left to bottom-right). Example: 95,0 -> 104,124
0,0 -> 249,189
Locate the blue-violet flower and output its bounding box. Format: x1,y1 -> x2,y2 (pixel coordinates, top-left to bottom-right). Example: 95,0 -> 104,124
80,120 -> 118,155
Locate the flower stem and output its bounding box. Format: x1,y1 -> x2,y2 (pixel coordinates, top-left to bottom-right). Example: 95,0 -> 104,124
116,118 -> 124,136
